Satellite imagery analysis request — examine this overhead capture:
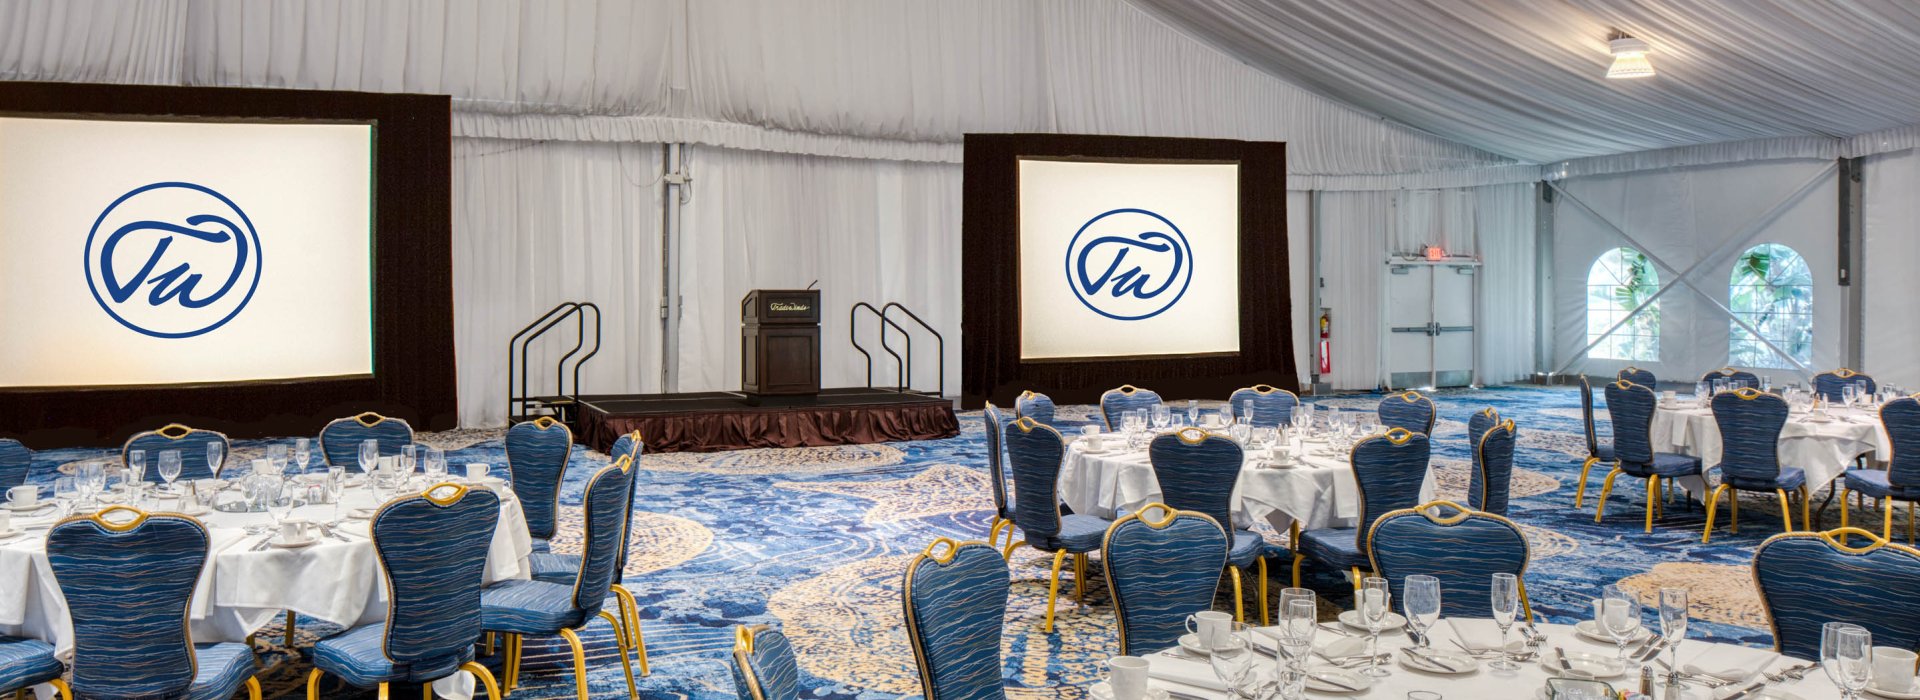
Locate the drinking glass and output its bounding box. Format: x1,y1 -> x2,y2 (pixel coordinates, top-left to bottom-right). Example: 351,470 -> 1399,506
1187,399 -> 1200,426
425,447 -> 448,481
1236,401 -> 1253,428
239,476 -> 268,534
1823,622 -> 1873,699
206,442 -> 225,479
1405,575 -> 1441,648
1859,381 -> 1874,407
293,438 -> 311,473
1600,584 -> 1642,662
126,450 -> 148,508
158,453 -> 183,499
1695,381 -> 1710,405
1289,412 -> 1309,437
1357,412 -> 1379,435
1490,572 -> 1521,670
79,462 -> 105,506
268,445 -> 289,477
1206,621 -> 1258,698
1844,384 -> 1860,409
1276,598 -> 1317,700
1359,577 -> 1392,677
1152,405 -> 1171,431
1658,588 -> 1688,689
267,477 -> 295,531
53,477 -> 78,517
1762,375 -> 1773,393
358,439 -> 378,475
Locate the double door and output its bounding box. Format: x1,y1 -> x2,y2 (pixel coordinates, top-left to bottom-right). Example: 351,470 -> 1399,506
1385,261 -> 1478,389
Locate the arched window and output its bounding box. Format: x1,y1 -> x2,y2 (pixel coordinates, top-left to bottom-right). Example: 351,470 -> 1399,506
1729,243 -> 1812,368
1587,247 -> 1660,361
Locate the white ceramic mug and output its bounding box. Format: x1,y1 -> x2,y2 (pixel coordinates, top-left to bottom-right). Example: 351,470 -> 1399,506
466,463 -> 489,481
1106,656 -> 1149,700
280,518 -> 311,543
1873,646 -> 1917,691
1184,610 -> 1232,648
6,485 -> 37,508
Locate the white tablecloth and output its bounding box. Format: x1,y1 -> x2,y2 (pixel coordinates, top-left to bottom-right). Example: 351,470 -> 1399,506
1148,621 -> 1851,699
1651,401 -> 1890,492
0,481 -> 531,699
1058,435 -> 1437,532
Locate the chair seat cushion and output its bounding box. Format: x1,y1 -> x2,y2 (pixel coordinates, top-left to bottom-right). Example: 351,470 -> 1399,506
529,537 -> 551,554
1036,513 -> 1112,554
481,579 -> 588,634
0,635 -> 62,693
1845,469 -> 1920,500
186,642 -> 258,700
1621,453 -> 1702,478
1228,529 -> 1267,568
1722,466 -> 1806,491
1298,528 -> 1367,569
1593,444 -> 1615,462
313,623 -> 472,687
529,551 -> 580,584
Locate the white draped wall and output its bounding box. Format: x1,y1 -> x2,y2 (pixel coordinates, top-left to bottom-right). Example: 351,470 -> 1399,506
1863,149 -> 1920,389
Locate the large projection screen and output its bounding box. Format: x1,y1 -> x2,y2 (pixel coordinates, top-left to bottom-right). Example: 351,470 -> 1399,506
0,116 -> 374,388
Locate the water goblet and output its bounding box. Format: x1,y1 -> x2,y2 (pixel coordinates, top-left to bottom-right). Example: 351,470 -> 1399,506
1600,584 -> 1642,662
1823,622 -> 1873,700
425,447 -> 448,481
1405,575 -> 1441,648
77,462 -> 104,507
1187,399 -> 1200,426
1490,572 -> 1521,670
53,477 -> 79,517
1206,621 -> 1259,698
206,442 -> 226,479
293,438 -> 311,473
1152,405 -> 1171,431
1359,577 -> 1393,677
358,439 -> 379,476
158,453 -> 183,501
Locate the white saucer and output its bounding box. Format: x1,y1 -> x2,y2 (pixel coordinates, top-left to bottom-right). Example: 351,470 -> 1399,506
270,536 -> 319,549
1338,610 -> 1407,631
1396,647 -> 1476,674
1868,682 -> 1920,699
0,527 -> 24,542
1176,633 -> 1211,657
1573,619 -> 1652,644
2,502 -> 53,513
175,505 -> 211,516
1088,681 -> 1169,700
1538,649 -> 1627,680
1301,664 -> 1371,693
473,476 -> 506,486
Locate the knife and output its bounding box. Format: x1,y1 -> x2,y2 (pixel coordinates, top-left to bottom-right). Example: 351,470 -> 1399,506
1307,671 -> 1359,692
1554,646 -> 1574,673
1721,681 -> 1765,700
1403,646 -> 1462,673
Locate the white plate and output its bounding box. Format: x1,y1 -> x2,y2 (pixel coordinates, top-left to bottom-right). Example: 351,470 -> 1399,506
2,502 -> 53,513
347,507 -> 377,520
1538,649 -> 1628,680
1176,633 -> 1211,658
175,505 -> 211,516
270,536 -> 319,549
0,527 -> 24,542
1396,647 -> 1477,674
1573,619 -> 1652,644
1088,682 -> 1168,700
1868,682 -> 1920,699
1302,665 -> 1371,693
474,476 -> 507,486
1338,610 -> 1407,631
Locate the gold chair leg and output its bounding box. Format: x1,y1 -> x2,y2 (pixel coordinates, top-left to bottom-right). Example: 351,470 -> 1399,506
285,610 -> 298,649
1228,566 -> 1246,622
1043,550 -> 1068,633
559,628 -> 591,700
1002,539 -> 1026,562
48,678 -> 71,700
306,668 -> 325,700
1290,553 -> 1305,589
599,611 -> 639,700
1842,488 -> 1852,529
483,631 -> 495,657
505,634 -> 522,695
1776,489 -> 1795,532
1256,557 -> 1271,626
613,584 -> 650,675
1702,484 -> 1730,543
1349,566 -> 1364,593
1803,488 -> 1812,534
1731,492 -> 1740,533
379,683 -> 390,700
1644,476 -> 1659,533
1074,553 -> 1088,609
1887,499 -> 1898,541
246,677 -> 261,700
462,661 -> 505,700
1575,456 -> 1600,507
424,683 -> 433,699
1594,468 -> 1623,523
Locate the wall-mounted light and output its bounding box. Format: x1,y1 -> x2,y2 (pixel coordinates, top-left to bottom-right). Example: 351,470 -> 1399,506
1607,35 -> 1655,79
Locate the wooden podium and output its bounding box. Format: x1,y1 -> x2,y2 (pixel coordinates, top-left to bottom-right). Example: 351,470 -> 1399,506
741,289 -> 821,397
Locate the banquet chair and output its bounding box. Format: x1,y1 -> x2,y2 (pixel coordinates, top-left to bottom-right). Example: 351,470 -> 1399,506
1595,381 -> 1701,532
318,412 -> 415,467
1149,428 -> 1270,623
1843,397 -> 1920,543
1014,390 -> 1057,428
1700,367 -> 1760,387
528,432 -> 651,673
982,404 -> 1018,549
0,438 -> 28,490
1469,415 -> 1518,515
306,483 -> 505,700
506,416 -> 574,552
122,424 -> 230,481
0,635 -> 62,699
1814,369 -> 1878,403
1573,375 -> 1616,508
1228,385 -> 1300,429
1617,367 -> 1657,388
1101,503 -> 1228,655
1367,500 -> 1532,621
903,538 -> 1008,700
1376,391 -> 1436,434
1099,385 -> 1163,431
731,624 -> 799,700
1003,417 -> 1113,633
46,506 -> 261,700
1753,527 -> 1920,660
1702,388 -> 1808,543
1292,428 -> 1431,590
481,457 -> 638,700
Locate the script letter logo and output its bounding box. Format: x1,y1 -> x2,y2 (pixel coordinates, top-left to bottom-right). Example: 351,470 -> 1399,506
84,182 -> 263,339
1063,208 -> 1194,321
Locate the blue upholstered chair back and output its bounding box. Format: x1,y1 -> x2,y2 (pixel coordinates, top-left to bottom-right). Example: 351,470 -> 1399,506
1605,381 -> 1657,465
571,456 -> 635,616
982,404 -> 1010,517
123,424 -> 229,481
1754,529 -> 1920,659
1014,391 -> 1056,427
1004,418 -> 1068,548
731,625 -> 800,700
1467,408 -> 1500,474
1100,385 -> 1163,431
1102,504 -> 1227,655
47,507 -> 208,698
506,417 -> 575,540
608,430 -> 644,580
1350,429 -> 1432,550
319,413 -> 416,468
1814,369 -> 1877,402
1617,367 -> 1657,388
1711,388 -> 1788,484
903,539 -> 1009,700
1882,398 -> 1920,489
374,484 -> 501,665
1470,420 -> 1518,515
0,438 -> 28,490
1368,501 -> 1529,619
1148,428 -> 1244,529
610,431 -> 642,462
1377,392 -> 1436,434
1701,368 -> 1760,386
1228,385 -> 1299,429
1579,376 -> 1603,457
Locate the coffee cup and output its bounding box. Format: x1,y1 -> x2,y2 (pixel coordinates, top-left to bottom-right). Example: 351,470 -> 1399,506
1087,434 -> 1105,451
280,518 -> 312,543
1873,646 -> 1918,691
6,485 -> 37,509
1662,390 -> 1677,404
1106,656 -> 1149,700
466,463 -> 490,481
1184,610 -> 1232,648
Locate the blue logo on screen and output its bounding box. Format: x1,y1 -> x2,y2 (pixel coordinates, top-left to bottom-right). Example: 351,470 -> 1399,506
84,182 -> 262,339
1065,208 -> 1193,321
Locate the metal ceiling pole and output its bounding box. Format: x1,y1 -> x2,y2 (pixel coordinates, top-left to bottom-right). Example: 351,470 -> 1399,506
661,143 -> 687,393
1840,157 -> 1865,370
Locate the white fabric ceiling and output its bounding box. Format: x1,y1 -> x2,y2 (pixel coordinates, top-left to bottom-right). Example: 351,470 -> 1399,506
1132,0 -> 1920,164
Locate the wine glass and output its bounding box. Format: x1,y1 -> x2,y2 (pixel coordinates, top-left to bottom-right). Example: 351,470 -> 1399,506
1823,622 -> 1873,699
127,450 -> 148,505
53,477 -> 78,517
1276,598 -> 1317,699
266,477 -> 296,532
79,462 -> 105,507
1844,384 -> 1860,409
358,439 -> 378,476
1206,621 -> 1258,698
1658,588 -> 1688,691
206,442 -> 225,479
1236,401 -> 1253,428
1490,573 -> 1521,670
293,438 -> 311,473
268,444 -> 289,478
424,447 -> 447,482
1600,584 -> 1642,662
157,452 -> 183,500
1187,399 -> 1200,426
1359,577 -> 1392,677
1404,575 -> 1441,648
326,465 -> 347,521
1152,404 -> 1171,431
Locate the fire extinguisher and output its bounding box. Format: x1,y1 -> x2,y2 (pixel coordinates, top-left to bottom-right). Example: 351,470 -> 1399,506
1317,310 -> 1332,375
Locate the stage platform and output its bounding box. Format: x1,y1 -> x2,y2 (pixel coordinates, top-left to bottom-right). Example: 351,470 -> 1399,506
576,388 -> 960,453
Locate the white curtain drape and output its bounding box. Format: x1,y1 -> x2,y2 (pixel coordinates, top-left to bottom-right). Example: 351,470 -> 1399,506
1863,149 -> 1920,389
1317,191 -> 1391,390
1475,183 -> 1539,385
452,139 -> 665,426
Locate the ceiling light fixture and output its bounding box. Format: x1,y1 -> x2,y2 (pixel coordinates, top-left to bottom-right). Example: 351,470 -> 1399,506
1606,35 -> 1655,79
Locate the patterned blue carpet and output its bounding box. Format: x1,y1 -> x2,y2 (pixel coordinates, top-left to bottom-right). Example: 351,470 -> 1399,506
13,385 -> 1873,698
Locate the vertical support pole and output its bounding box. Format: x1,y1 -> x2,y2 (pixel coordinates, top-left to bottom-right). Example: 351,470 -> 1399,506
1308,191 -> 1326,394
662,143 -> 686,393
1840,157 -> 1865,370
1535,182 -> 1556,380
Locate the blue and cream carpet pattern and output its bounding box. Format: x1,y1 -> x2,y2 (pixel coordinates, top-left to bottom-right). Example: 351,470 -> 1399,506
10,385 -> 1889,697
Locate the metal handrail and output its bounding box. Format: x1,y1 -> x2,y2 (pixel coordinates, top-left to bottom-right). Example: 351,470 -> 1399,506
507,302 -> 601,421
850,303 -> 907,390
882,302 -> 945,396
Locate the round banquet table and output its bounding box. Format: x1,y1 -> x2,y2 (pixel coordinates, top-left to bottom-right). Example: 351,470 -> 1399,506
1145,620 -> 1855,699
1651,399 -> 1890,496
0,478 -> 532,699
1057,432 -> 1438,532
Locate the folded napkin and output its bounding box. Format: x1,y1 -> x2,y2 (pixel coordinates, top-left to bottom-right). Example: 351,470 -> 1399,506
1680,644 -> 1777,686
1446,617 -> 1511,651
1315,636 -> 1369,660
1145,653 -> 1228,691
